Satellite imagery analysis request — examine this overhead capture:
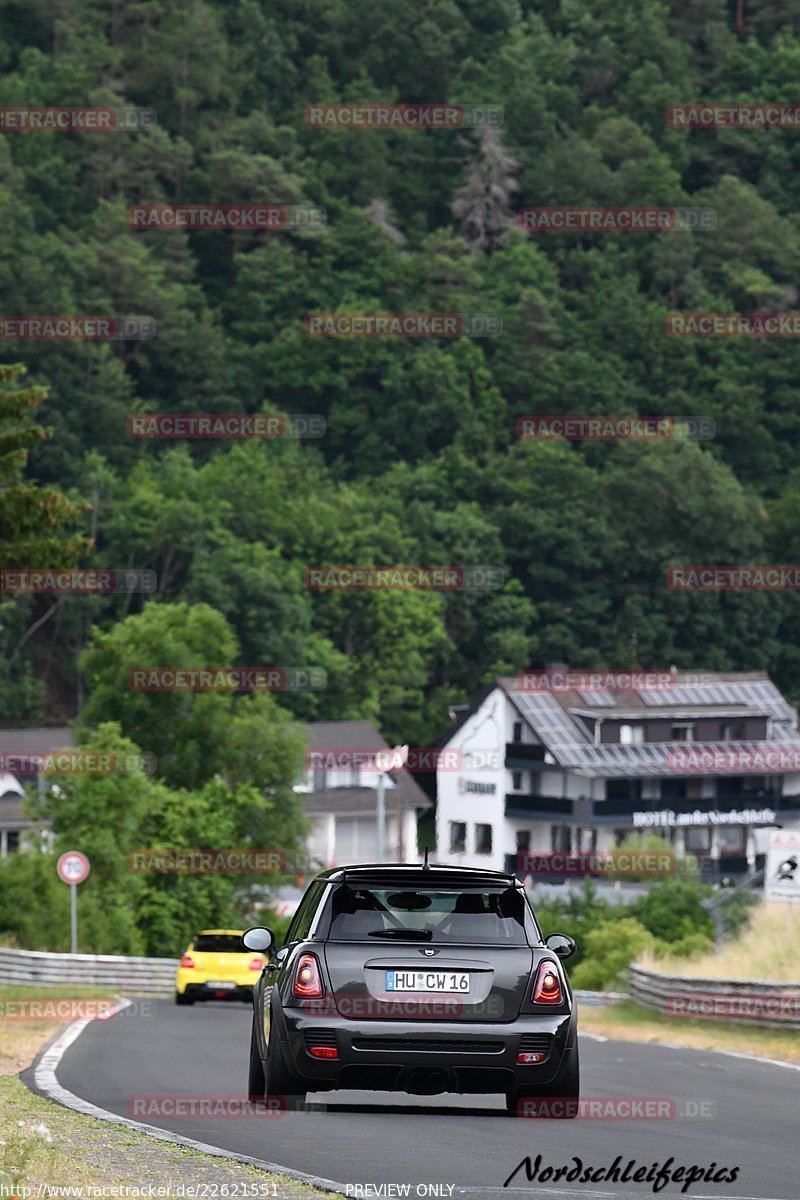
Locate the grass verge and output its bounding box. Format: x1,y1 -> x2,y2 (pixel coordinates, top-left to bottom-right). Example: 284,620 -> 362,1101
0,988 -> 333,1197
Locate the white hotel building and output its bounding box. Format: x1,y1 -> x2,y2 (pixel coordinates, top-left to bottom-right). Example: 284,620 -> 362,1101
435,671 -> 800,877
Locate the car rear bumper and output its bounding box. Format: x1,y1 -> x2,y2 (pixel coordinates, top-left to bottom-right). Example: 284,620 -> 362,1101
277,1007 -> 575,1094
180,981 -> 255,1001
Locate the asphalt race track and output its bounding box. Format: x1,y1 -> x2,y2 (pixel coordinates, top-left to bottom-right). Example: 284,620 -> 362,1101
25,998 -> 798,1199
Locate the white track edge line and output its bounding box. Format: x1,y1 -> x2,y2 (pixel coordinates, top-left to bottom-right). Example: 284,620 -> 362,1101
27,1001 -> 800,1200
578,1030 -> 800,1070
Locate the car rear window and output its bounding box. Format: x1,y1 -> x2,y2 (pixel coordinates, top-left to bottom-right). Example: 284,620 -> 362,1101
192,934 -> 243,953
327,885 -> 527,944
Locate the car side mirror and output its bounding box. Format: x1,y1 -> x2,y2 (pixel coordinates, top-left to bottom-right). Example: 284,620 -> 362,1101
242,926 -> 275,954
545,933 -> 576,959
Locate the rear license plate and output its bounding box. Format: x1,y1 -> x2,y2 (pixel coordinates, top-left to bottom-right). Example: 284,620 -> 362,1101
386,970 -> 470,993
206,980 -> 236,990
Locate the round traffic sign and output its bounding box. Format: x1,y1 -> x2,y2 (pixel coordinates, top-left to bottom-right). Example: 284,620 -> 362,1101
57,851 -> 90,885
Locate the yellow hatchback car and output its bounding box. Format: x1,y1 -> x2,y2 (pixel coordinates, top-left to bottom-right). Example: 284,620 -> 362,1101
175,929 -> 266,1005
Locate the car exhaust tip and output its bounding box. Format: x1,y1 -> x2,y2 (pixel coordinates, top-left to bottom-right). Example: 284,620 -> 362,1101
405,1067 -> 450,1096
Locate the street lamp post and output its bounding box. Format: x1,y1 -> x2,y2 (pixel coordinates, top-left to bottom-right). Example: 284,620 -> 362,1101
374,745 -> 408,862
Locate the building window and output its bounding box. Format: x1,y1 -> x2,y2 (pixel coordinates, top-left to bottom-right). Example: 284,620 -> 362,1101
661,778 -> 687,801
718,826 -> 745,856
475,823 -> 493,855
512,721 -> 523,742
685,826 -> 711,853
619,724 -> 644,745
721,723 -> 744,742
449,821 -> 467,854
550,824 -> 571,852
605,778 -> 642,801
512,770 -> 523,791
671,724 -> 694,742
4,831 -> 19,854
516,829 -> 531,853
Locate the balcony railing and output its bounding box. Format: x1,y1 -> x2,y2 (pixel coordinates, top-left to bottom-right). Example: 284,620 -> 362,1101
505,742 -> 560,771
504,793 -> 572,818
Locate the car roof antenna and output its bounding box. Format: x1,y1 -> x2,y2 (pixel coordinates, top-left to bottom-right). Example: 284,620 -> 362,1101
422,846 -> 430,870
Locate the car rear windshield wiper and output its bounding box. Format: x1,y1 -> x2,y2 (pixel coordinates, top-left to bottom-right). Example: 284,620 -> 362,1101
367,928 -> 433,940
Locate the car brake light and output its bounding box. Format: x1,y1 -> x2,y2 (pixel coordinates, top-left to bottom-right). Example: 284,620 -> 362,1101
249,957 -> 265,971
180,955 -> 195,969
308,1045 -> 338,1059
517,1051 -> 545,1064
292,953 -> 324,998
532,961 -> 562,1004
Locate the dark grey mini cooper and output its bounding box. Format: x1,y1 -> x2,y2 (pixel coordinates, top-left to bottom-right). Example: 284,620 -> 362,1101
244,862 -> 579,1114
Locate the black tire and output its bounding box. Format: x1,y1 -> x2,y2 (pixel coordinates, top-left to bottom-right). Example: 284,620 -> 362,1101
175,990 -> 193,1006
257,1022 -> 304,1113
264,1028 -> 306,1108
248,1013 -> 266,1102
506,1042 -> 580,1117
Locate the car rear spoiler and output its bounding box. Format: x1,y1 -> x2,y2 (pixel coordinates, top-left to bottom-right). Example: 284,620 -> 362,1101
337,868 -> 518,889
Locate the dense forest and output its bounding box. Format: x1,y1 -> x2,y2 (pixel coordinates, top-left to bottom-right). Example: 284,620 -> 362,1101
3,0 -> 800,748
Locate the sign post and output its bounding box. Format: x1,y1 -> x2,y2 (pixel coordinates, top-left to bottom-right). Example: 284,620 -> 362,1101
374,746 -> 409,862
56,851 -> 91,953
764,831 -> 800,906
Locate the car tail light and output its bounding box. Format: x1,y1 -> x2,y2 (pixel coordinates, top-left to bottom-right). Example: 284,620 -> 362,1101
249,957 -> 265,971
180,955 -> 195,969
292,953 -> 324,998
517,1051 -> 545,1064
532,961 -> 562,1004
308,1045 -> 338,1059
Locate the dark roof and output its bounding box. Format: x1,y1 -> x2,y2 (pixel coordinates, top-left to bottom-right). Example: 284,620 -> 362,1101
304,721 -> 432,810
0,727 -> 73,754
0,793 -> 33,829
306,720 -> 387,751
493,672 -> 800,778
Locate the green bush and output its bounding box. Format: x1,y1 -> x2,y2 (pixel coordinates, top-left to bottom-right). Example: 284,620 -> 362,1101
532,880 -> 618,970
570,918 -> 656,990
629,879 -> 715,944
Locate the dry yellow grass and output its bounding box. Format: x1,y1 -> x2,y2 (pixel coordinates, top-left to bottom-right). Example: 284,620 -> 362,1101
0,986 -> 118,1074
639,900 -> 800,981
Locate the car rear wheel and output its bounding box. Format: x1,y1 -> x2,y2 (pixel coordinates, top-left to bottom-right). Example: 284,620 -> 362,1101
264,1028 -> 306,1108
506,1042 -> 580,1117
248,1013 -> 266,1102
175,990 -> 193,1006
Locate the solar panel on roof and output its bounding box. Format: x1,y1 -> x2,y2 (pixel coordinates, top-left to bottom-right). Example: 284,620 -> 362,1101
577,690 -> 616,706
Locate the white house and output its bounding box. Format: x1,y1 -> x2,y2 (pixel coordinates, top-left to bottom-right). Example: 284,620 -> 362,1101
295,720 -> 432,868
0,727 -> 73,857
436,672 -> 800,877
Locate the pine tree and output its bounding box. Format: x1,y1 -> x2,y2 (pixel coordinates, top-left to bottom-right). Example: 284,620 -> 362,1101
451,127 -> 519,254
0,364 -> 89,570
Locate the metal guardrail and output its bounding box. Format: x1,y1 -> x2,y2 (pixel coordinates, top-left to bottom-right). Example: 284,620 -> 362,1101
629,962 -> 800,1029
0,946 -> 177,993
574,989 -> 629,1007
0,947 -> 633,1005
6,947 -> 794,1031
